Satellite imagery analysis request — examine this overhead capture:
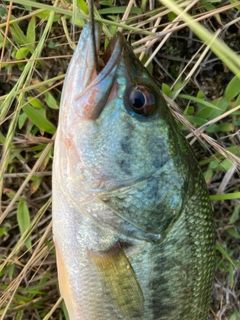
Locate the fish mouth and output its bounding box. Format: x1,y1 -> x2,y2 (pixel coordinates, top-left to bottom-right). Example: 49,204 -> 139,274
79,22 -> 123,90
66,23 -> 124,120
101,31 -> 123,70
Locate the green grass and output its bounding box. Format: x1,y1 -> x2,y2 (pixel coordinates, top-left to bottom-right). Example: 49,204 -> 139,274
0,0 -> 240,319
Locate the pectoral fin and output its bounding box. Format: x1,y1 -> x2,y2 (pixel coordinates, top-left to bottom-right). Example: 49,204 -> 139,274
88,242 -> 144,318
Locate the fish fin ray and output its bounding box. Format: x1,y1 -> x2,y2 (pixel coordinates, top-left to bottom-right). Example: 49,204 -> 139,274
88,242 -> 144,318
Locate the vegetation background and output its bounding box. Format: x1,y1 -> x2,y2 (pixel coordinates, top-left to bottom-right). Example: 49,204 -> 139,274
0,0 -> 239,319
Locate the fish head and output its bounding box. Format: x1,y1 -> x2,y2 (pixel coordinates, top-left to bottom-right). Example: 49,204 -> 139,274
55,23 -> 190,200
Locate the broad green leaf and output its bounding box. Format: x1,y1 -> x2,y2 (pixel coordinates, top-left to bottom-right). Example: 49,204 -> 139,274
29,144 -> 47,152
233,260 -> 240,268
197,91 -> 204,99
0,6 -> 7,15
226,228 -> 240,239
185,106 -> 194,115
16,47 -> 29,60
203,169 -> 213,184
189,116 -> 206,126
234,118 -> 240,126
229,310 -> 240,320
45,92 -> 59,109
8,264 -> 15,280
36,10 -> 61,22
162,83 -> 171,97
27,16 -> 36,46
5,190 -> 16,199
225,73 -> 240,100
48,41 -> 57,49
206,123 -> 234,133
229,204 -> 240,224
0,132 -> 5,143
36,10 -> 51,19
209,159 -> 218,169
168,11 -> 177,21
210,158 -> 233,171
18,112 -> 28,129
27,97 -> 44,109
30,177 -> 43,195
17,199 -> 32,251
208,97 -> 228,120
195,106 -> 213,119
0,228 -> 7,237
23,104 -> 56,134
0,223 -> 10,237
173,81 -> 184,92
233,93 -> 240,107
77,0 -> 88,14
218,158 -> 233,170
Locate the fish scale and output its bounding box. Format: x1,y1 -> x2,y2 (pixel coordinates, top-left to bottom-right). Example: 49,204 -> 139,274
52,22 -> 215,319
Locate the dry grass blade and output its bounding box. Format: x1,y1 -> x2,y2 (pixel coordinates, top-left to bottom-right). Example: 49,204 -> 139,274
42,297 -> 63,320
118,0 -> 136,32
142,0 -> 200,65
0,221 -> 53,319
0,137 -> 54,224
201,134 -> 240,166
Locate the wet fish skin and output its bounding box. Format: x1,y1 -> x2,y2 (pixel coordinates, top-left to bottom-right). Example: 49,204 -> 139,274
52,23 -> 215,320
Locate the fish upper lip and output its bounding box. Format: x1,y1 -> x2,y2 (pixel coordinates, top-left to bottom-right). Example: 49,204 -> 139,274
71,27 -> 124,120
78,31 -> 124,95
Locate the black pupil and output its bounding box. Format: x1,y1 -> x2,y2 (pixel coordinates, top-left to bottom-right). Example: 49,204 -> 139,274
130,90 -> 145,109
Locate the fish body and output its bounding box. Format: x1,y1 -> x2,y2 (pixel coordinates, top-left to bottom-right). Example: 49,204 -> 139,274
52,23 -> 215,320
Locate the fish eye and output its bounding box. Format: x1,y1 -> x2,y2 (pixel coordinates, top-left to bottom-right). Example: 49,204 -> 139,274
129,86 -> 155,116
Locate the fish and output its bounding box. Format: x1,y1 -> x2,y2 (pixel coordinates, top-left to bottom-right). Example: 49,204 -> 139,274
52,22 -> 215,320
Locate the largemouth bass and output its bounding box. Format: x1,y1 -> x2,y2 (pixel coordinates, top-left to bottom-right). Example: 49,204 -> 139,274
52,22 -> 215,320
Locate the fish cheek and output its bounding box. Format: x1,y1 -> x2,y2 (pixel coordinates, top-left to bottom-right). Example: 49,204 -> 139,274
120,139 -> 132,154
117,138 -> 133,175
117,158 -> 132,175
